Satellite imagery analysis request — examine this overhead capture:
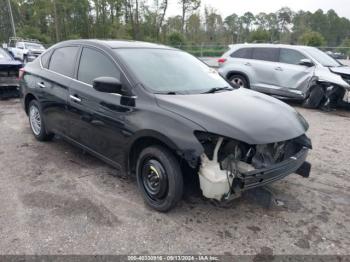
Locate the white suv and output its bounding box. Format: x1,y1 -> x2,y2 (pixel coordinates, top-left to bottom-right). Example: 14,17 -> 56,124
218,44 -> 350,109
8,39 -> 46,63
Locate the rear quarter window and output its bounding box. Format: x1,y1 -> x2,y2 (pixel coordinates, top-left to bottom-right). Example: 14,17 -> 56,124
252,48 -> 279,62
49,46 -> 79,77
230,48 -> 252,59
40,50 -> 53,69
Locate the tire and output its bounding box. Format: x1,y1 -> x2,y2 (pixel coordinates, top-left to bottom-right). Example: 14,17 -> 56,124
229,74 -> 249,89
302,86 -> 324,109
28,100 -> 54,141
136,145 -> 183,212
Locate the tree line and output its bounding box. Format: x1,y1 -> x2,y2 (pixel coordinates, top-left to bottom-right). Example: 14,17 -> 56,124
1,0 -> 350,53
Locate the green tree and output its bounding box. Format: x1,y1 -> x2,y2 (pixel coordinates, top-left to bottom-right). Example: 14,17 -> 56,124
299,31 -> 326,46
168,32 -> 185,46
250,29 -> 270,43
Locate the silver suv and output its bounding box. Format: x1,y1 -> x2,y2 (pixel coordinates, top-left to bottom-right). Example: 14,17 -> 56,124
218,44 -> 350,109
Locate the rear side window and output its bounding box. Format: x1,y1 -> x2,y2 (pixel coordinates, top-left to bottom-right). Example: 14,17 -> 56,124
231,48 -> 252,59
252,48 -> 278,62
279,49 -> 307,65
49,46 -> 79,77
77,47 -> 120,85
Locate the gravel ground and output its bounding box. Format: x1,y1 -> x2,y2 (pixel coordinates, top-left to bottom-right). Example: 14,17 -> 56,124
0,99 -> 349,256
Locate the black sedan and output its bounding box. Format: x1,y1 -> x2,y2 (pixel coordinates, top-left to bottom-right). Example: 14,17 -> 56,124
0,47 -> 22,99
20,40 -> 312,211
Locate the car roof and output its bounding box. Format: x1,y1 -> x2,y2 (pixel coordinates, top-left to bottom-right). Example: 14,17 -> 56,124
229,43 -> 316,51
56,39 -> 174,50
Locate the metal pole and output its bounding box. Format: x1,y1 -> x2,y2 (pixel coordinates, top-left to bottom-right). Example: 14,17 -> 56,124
7,0 -> 16,37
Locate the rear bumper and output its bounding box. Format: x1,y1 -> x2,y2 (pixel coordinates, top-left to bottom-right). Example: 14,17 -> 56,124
240,147 -> 310,190
0,77 -> 20,99
0,85 -> 19,99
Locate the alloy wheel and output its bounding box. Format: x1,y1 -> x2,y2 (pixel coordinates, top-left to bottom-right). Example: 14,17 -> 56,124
231,77 -> 246,88
29,105 -> 41,136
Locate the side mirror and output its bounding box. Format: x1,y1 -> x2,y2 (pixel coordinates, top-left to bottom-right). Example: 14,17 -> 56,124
299,59 -> 314,67
93,76 -> 127,95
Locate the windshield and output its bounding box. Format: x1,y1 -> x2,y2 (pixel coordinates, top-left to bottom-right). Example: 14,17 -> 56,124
0,48 -> 12,60
114,48 -> 230,94
25,43 -> 45,50
305,47 -> 342,67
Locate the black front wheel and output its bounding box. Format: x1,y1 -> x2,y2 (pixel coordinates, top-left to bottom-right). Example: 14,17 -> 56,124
136,146 -> 183,212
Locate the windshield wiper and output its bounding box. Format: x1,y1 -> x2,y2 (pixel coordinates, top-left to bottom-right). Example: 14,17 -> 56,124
202,86 -> 233,94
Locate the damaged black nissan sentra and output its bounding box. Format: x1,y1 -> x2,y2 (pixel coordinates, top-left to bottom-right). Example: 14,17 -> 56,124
20,40 -> 312,211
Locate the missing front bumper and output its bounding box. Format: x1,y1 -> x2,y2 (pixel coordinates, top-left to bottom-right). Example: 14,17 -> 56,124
238,147 -> 310,191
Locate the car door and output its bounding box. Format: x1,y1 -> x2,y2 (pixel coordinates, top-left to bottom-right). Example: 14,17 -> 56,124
273,48 -> 315,98
40,46 -> 80,135
249,47 -> 281,94
67,46 -> 133,166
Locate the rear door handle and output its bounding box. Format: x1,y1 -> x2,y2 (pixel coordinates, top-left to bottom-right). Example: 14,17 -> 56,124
70,95 -> 82,103
275,67 -> 283,71
37,82 -> 45,88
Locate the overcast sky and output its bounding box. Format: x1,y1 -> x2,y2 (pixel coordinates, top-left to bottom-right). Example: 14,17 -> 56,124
167,0 -> 350,19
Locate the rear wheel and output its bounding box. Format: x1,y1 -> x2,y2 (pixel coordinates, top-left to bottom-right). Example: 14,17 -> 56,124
229,74 -> 249,89
136,145 -> 183,212
28,100 -> 54,141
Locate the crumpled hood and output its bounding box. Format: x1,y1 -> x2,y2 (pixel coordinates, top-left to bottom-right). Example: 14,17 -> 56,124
329,66 -> 350,75
0,59 -> 22,68
156,88 -> 309,145
0,59 -> 22,65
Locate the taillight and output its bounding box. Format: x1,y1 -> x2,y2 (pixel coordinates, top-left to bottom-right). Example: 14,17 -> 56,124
217,58 -> 227,64
18,68 -> 25,80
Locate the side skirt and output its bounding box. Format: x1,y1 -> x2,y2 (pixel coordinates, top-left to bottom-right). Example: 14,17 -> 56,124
54,131 -> 123,171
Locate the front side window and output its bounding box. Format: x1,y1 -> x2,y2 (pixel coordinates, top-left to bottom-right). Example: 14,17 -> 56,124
231,48 -> 252,59
252,48 -> 278,62
115,48 -> 230,94
78,47 -> 120,85
279,49 -> 307,65
49,46 -> 79,77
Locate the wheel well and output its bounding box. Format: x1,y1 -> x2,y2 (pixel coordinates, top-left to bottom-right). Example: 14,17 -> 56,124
227,72 -> 250,88
128,136 -> 199,191
128,137 -> 175,174
24,94 -> 36,115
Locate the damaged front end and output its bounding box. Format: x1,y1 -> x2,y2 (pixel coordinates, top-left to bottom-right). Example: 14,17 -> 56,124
195,131 -> 312,201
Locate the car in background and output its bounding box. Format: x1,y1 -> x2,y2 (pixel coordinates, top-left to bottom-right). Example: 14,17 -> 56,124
8,37 -> 46,63
0,47 -> 22,99
326,51 -> 347,60
218,44 -> 350,110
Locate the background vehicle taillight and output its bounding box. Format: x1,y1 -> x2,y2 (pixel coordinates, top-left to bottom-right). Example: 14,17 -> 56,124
217,58 -> 227,65
18,68 -> 25,80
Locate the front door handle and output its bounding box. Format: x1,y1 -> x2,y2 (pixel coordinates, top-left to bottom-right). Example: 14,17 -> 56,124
37,82 -> 45,88
70,95 -> 82,103
275,67 -> 283,71
244,62 -> 252,66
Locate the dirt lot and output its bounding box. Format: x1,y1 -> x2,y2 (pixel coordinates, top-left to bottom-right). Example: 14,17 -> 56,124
0,99 -> 349,256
